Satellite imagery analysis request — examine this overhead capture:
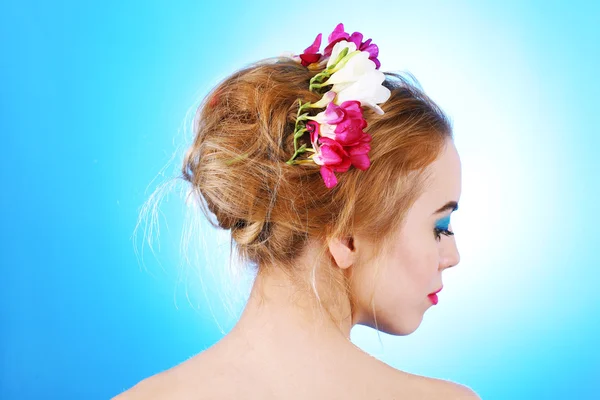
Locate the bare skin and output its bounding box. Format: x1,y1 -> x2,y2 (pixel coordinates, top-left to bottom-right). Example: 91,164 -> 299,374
114,139 -> 480,399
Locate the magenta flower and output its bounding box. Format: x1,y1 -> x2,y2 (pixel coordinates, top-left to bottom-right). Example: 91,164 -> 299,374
312,101 -> 367,146
345,132 -> 372,170
323,23 -> 381,69
286,23 -> 387,187
308,121 -> 350,188
299,33 -> 323,67
307,117 -> 373,189
315,138 -> 352,189
323,23 -> 348,54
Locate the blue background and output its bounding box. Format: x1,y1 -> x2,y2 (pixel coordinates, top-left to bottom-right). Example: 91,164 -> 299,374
1,1 -> 599,399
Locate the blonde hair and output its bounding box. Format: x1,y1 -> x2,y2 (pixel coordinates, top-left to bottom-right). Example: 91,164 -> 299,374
137,57 -> 453,330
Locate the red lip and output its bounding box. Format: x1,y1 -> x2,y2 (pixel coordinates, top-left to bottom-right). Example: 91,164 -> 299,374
428,293 -> 439,305
429,286 -> 443,295
427,286 -> 442,305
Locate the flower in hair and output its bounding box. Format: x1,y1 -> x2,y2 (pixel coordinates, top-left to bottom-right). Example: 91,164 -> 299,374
299,33 -> 323,67
286,23 -> 390,189
307,119 -> 372,189
311,101 -> 367,146
323,23 -> 381,69
323,46 -> 390,114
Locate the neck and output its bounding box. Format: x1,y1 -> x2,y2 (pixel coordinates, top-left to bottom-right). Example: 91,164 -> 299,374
229,264 -> 355,350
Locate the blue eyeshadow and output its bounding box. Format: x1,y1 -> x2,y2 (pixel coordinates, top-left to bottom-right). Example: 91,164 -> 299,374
436,215 -> 451,230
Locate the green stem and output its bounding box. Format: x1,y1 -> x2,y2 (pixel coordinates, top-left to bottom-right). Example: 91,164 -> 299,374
285,143 -> 308,165
294,127 -> 307,139
294,159 -> 316,165
298,102 -> 312,114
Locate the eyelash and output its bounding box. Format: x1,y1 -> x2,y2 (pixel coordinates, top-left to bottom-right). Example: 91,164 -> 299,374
434,227 -> 454,241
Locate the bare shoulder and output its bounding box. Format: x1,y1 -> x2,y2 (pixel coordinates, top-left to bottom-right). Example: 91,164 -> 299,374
436,380 -> 481,399
110,369 -> 182,400
394,370 -> 481,400
110,354 -> 214,400
111,343 -> 482,400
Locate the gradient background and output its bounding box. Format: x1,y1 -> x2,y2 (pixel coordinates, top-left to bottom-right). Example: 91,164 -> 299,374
1,1 -> 599,399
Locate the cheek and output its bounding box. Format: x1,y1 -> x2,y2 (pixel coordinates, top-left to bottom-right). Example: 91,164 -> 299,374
384,239 -> 438,297
350,233 -> 439,313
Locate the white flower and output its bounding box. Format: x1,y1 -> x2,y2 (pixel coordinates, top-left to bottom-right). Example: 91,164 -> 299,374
325,50 -> 372,85
309,90 -> 336,109
334,70 -> 390,114
326,40 -> 357,69
323,51 -> 391,115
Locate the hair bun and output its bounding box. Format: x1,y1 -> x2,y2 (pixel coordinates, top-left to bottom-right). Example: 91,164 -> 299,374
180,60 -> 452,271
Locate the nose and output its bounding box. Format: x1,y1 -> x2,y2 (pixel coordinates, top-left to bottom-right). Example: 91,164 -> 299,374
439,227 -> 460,271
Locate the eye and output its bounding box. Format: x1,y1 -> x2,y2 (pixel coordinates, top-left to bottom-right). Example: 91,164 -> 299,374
434,227 -> 455,241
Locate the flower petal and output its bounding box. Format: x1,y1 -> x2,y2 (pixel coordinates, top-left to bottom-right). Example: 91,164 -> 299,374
309,91 -> 336,109
323,23 -> 349,57
319,144 -> 343,164
349,32 -> 364,48
300,53 -> 321,66
328,23 -> 347,44
333,69 -> 391,113
319,122 -> 337,140
307,120 -> 320,149
323,102 -> 346,124
331,156 -> 352,172
304,33 -> 322,54
347,141 -> 371,155
320,166 -> 338,189
358,39 -> 380,69
326,40 -> 357,69
338,100 -> 363,118
325,51 -> 374,85
349,153 -> 371,170
299,33 -> 323,66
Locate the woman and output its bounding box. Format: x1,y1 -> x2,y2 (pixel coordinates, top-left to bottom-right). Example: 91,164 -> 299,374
116,23 -> 480,399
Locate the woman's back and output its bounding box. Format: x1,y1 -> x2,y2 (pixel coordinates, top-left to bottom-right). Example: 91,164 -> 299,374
114,334 -> 480,400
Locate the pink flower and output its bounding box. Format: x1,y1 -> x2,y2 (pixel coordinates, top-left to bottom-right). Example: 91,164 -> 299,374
312,101 -> 367,146
323,23 -> 348,55
307,119 -> 373,189
299,33 -> 323,67
349,33 -> 380,69
345,132 -> 372,170
323,23 -> 381,69
308,121 -> 351,188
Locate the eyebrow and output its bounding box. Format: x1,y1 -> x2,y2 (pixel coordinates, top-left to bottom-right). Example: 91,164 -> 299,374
433,201 -> 459,215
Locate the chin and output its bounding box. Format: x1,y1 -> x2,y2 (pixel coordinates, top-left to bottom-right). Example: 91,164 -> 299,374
361,313 -> 424,336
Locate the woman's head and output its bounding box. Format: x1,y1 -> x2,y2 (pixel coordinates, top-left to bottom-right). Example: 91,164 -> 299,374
328,138 -> 461,335
181,57 -> 459,335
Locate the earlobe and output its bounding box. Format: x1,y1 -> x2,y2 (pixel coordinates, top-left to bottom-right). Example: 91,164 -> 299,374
327,236 -> 356,269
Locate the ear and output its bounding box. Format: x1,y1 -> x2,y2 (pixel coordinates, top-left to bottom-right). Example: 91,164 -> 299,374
327,236 -> 356,270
